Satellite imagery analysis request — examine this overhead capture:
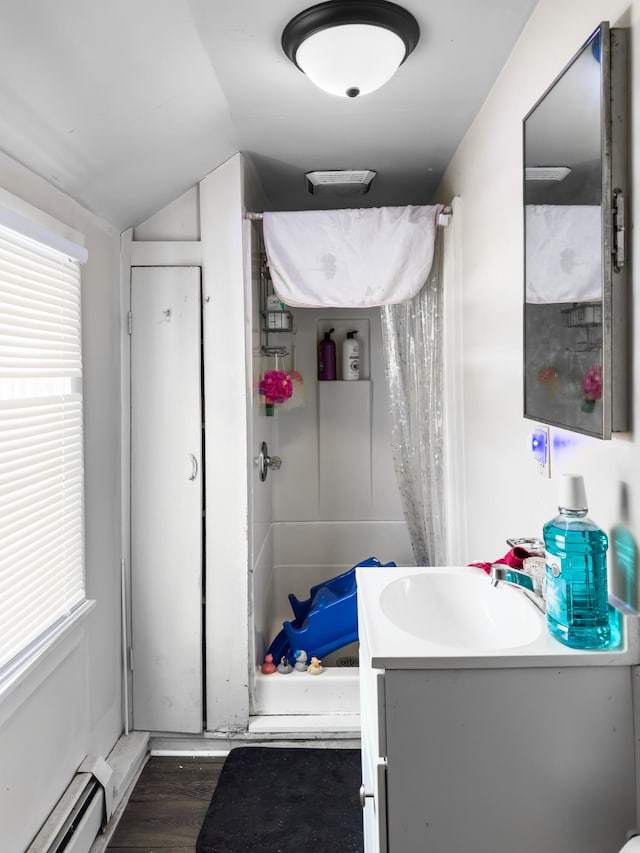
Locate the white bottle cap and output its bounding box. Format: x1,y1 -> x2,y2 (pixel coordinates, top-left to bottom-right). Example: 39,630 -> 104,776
558,474 -> 588,511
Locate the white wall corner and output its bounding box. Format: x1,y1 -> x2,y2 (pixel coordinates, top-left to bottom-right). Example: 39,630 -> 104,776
200,154 -> 251,731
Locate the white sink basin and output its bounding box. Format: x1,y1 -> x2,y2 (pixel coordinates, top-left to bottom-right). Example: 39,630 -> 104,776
357,566 -> 639,668
379,570 -> 544,650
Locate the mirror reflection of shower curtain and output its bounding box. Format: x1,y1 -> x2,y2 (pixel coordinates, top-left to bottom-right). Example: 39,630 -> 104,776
381,232 -> 446,566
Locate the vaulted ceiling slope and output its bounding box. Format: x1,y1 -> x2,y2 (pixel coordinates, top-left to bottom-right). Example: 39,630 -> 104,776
0,0 -> 538,229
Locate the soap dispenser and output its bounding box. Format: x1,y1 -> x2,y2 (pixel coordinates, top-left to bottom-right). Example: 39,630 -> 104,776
543,473 -> 610,649
342,331 -> 360,380
318,329 -> 336,380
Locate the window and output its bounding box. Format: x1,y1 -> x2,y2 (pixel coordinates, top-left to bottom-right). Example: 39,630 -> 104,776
0,219 -> 86,679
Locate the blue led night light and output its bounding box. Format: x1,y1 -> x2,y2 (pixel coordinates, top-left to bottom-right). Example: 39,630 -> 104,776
531,428 -> 548,466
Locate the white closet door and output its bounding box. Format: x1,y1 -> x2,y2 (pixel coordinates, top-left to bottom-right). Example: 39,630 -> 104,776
130,266 -> 203,733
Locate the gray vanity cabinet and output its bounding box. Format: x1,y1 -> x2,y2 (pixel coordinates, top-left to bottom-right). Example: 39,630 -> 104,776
360,644 -> 637,852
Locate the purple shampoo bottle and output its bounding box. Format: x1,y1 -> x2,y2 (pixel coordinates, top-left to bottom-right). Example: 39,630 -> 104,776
318,328 -> 336,380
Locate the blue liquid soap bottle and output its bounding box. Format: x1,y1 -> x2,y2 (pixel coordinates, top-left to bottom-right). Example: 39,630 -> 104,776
543,474 -> 610,649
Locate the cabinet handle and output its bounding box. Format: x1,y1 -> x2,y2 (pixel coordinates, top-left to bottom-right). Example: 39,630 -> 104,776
187,453 -> 198,481
613,188 -> 625,272
359,783 -> 374,809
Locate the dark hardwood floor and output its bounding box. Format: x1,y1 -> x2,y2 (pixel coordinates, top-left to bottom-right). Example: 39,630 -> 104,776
107,755 -> 225,853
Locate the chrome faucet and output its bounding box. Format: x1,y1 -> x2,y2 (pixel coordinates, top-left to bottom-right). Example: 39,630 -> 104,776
490,564 -> 546,613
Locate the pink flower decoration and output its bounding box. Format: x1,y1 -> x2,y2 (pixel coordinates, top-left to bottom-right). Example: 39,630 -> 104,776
583,365 -> 602,401
259,370 -> 293,405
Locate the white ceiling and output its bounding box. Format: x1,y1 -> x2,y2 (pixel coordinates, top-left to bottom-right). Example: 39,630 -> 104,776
0,0 -> 538,229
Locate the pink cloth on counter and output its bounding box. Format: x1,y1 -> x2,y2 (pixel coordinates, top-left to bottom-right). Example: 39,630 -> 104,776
468,546 -> 534,575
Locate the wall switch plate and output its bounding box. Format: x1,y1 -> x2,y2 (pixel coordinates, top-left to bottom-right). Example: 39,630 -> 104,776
531,426 -> 551,477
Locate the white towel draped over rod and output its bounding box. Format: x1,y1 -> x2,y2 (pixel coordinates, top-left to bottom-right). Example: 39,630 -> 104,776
255,204 -> 447,308
525,204 -> 601,304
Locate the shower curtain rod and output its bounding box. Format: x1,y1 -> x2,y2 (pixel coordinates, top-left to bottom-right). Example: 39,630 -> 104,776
245,205 -> 452,222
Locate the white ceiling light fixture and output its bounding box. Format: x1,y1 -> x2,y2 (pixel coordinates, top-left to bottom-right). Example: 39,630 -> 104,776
282,1 -> 420,99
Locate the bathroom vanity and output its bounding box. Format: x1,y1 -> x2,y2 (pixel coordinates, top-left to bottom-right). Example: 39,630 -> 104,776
357,566 -> 640,853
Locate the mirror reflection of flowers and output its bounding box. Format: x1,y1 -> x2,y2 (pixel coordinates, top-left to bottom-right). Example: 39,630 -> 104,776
583,365 -> 602,400
581,364 -> 602,413
259,370 -> 294,405
537,366 -> 559,385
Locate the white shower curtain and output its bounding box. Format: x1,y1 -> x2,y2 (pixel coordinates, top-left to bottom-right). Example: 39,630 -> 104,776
381,231 -> 447,566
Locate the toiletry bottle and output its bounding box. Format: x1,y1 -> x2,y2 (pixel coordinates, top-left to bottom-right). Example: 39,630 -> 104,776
266,292 -> 290,330
543,474 -> 610,649
266,293 -> 284,313
318,329 -> 336,380
342,330 -> 360,380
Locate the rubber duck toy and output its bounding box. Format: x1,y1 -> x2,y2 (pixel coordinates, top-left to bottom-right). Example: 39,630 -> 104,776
294,649 -> 308,671
277,656 -> 292,674
261,653 -> 276,674
307,656 -> 324,675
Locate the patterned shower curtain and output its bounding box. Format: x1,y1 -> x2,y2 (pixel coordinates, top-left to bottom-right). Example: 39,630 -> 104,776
380,231 -> 447,566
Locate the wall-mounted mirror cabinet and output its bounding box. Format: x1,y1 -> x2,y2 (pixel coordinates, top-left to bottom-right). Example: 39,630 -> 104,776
523,22 -> 628,439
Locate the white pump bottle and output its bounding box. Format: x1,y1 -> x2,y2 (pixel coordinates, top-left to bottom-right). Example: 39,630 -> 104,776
342,331 -> 360,380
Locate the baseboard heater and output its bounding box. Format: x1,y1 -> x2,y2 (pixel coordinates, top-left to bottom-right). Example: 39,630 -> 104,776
26,733 -> 149,853
27,762 -> 110,853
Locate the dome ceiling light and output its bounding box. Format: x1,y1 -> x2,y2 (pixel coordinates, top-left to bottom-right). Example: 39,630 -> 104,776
281,1 -> 420,98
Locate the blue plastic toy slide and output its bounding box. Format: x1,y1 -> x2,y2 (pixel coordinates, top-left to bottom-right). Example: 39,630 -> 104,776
266,556 -> 396,666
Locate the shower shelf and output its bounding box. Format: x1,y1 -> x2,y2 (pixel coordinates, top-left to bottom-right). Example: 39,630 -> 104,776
262,345 -> 289,357
259,243 -> 295,359
260,315 -> 293,357
262,310 -> 293,332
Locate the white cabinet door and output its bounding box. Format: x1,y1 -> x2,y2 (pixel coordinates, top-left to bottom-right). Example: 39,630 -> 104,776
359,633 -> 388,853
361,759 -> 388,853
130,266 -> 203,733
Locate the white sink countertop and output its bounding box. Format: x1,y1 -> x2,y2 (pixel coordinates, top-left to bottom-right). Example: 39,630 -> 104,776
356,565 -> 640,669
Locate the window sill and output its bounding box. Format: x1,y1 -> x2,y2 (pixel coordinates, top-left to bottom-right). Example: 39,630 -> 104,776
0,600 -> 96,709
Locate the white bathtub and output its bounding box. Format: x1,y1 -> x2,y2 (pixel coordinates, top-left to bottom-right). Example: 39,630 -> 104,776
251,521 -> 414,724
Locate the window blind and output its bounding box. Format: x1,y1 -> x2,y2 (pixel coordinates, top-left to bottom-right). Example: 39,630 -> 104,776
0,222 -> 85,676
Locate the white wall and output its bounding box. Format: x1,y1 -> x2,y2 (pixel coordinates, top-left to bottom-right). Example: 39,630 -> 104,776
0,152 -> 123,850
201,153 -> 274,731
132,186 -> 200,241
272,307 -> 405,526
248,223 -> 277,677
436,0 -> 639,607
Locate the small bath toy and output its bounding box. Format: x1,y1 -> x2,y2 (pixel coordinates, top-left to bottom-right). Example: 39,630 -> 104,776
307,656 -> 323,675
294,649 -> 308,671
277,656 -> 292,674
261,653 -> 276,674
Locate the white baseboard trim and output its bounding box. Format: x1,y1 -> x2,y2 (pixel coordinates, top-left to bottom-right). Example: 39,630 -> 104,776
249,713 -> 361,734
89,731 -> 149,853
149,726 -> 361,753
